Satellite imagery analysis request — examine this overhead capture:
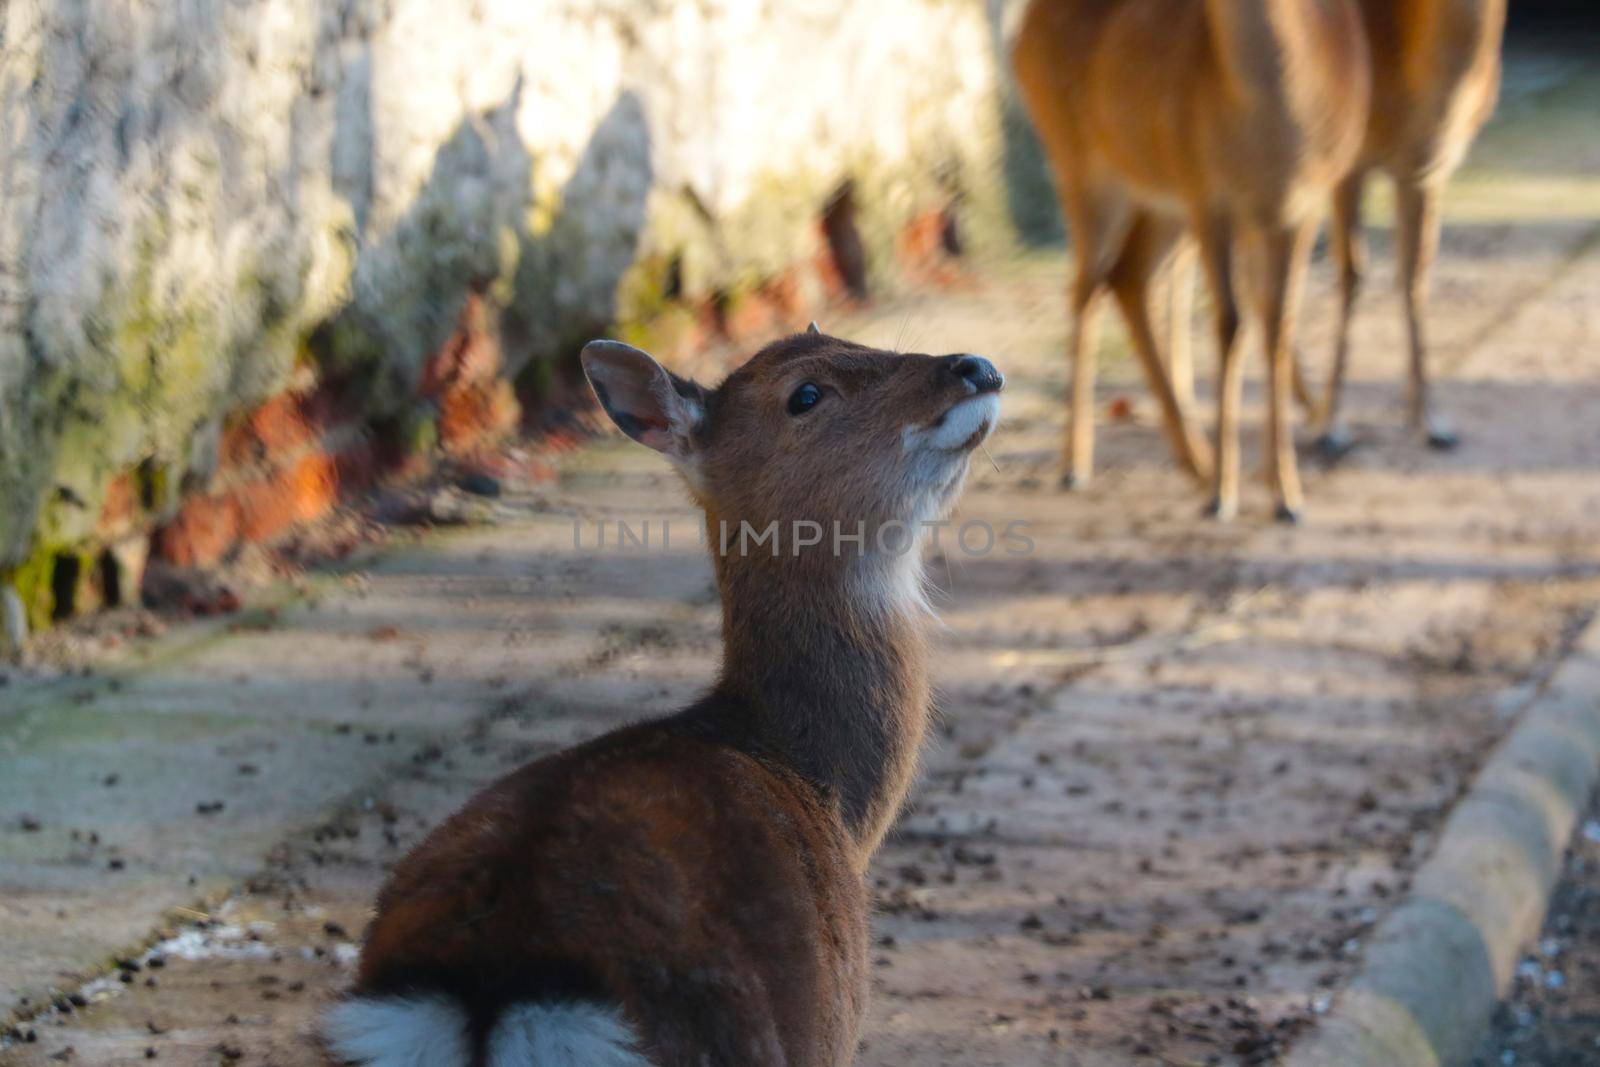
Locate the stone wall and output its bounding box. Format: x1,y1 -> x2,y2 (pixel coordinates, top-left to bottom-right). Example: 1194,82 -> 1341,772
0,0 -> 1025,640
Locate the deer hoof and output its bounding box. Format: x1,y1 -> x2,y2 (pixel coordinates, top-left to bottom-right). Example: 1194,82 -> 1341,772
1203,497 -> 1237,522
1425,424 -> 1460,451
1274,502 -> 1302,526
1314,427 -> 1355,462
1060,471 -> 1089,491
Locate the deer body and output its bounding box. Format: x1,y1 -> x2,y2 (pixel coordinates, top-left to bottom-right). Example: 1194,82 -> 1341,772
1013,0 -> 1369,519
1317,0 -> 1506,450
324,331 -> 1003,1067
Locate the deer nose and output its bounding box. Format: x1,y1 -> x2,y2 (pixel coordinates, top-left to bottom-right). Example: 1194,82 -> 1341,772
948,354 -> 1004,394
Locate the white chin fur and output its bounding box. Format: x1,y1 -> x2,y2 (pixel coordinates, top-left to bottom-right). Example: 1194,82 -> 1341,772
906,394 -> 1000,452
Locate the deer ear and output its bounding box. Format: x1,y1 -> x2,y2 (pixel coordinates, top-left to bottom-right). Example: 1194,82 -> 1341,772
581,341 -> 706,462
807,321 -> 821,335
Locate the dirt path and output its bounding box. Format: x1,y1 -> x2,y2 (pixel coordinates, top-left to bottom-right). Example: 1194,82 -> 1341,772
5,39 -> 1600,1067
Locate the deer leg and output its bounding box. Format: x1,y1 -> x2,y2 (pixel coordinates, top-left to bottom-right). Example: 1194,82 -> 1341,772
1192,213 -> 1242,520
1316,169 -> 1366,459
1396,179 -> 1455,448
1165,239 -> 1197,414
1108,217 -> 1214,484
1061,197 -> 1132,489
1251,222 -> 1315,523
1064,269 -> 1105,490
1291,349 -> 1317,414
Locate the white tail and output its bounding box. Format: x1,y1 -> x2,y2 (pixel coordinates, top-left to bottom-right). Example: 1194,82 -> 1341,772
323,996 -> 470,1067
324,996 -> 649,1067
486,1004 -> 651,1067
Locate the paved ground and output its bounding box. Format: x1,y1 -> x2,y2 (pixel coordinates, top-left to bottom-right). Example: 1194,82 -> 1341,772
4,34 -> 1600,1067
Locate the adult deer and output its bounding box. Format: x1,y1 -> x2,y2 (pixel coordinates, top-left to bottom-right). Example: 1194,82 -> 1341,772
1314,0 -> 1507,454
1013,0 -> 1370,520
323,327 -> 1003,1067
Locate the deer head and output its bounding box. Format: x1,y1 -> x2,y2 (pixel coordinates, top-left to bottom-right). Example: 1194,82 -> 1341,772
582,332 -> 1002,585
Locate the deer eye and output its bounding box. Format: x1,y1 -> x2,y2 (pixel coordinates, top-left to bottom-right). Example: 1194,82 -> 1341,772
787,383 -> 823,416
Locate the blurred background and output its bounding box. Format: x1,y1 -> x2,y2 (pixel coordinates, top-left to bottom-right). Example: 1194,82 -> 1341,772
0,0 -> 1594,636
3,2 -> 1600,1065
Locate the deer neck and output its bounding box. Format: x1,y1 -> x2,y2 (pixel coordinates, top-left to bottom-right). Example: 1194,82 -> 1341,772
706,523 -> 933,863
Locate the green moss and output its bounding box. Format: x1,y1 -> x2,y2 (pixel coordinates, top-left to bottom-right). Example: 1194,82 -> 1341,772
135,457 -> 180,515
616,304 -> 699,357
30,211 -> 229,550
614,254 -> 684,327
386,407 -> 439,457
1,85 -> 1016,628
3,194 -> 344,607
6,544 -> 60,633
514,357 -> 557,404
305,313 -> 385,380
490,224 -> 524,308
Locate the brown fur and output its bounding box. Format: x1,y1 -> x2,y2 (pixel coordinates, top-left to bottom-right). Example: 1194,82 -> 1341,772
1012,0 -> 1371,519
342,333 -> 1002,1066
1316,0 -> 1506,447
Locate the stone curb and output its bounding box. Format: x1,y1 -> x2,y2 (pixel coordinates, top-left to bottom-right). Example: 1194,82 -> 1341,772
1282,612 -> 1600,1067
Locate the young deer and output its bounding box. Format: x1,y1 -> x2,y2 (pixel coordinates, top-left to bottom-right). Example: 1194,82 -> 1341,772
1314,0 -> 1507,454
322,328 -> 1003,1067
1013,0 -> 1370,520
